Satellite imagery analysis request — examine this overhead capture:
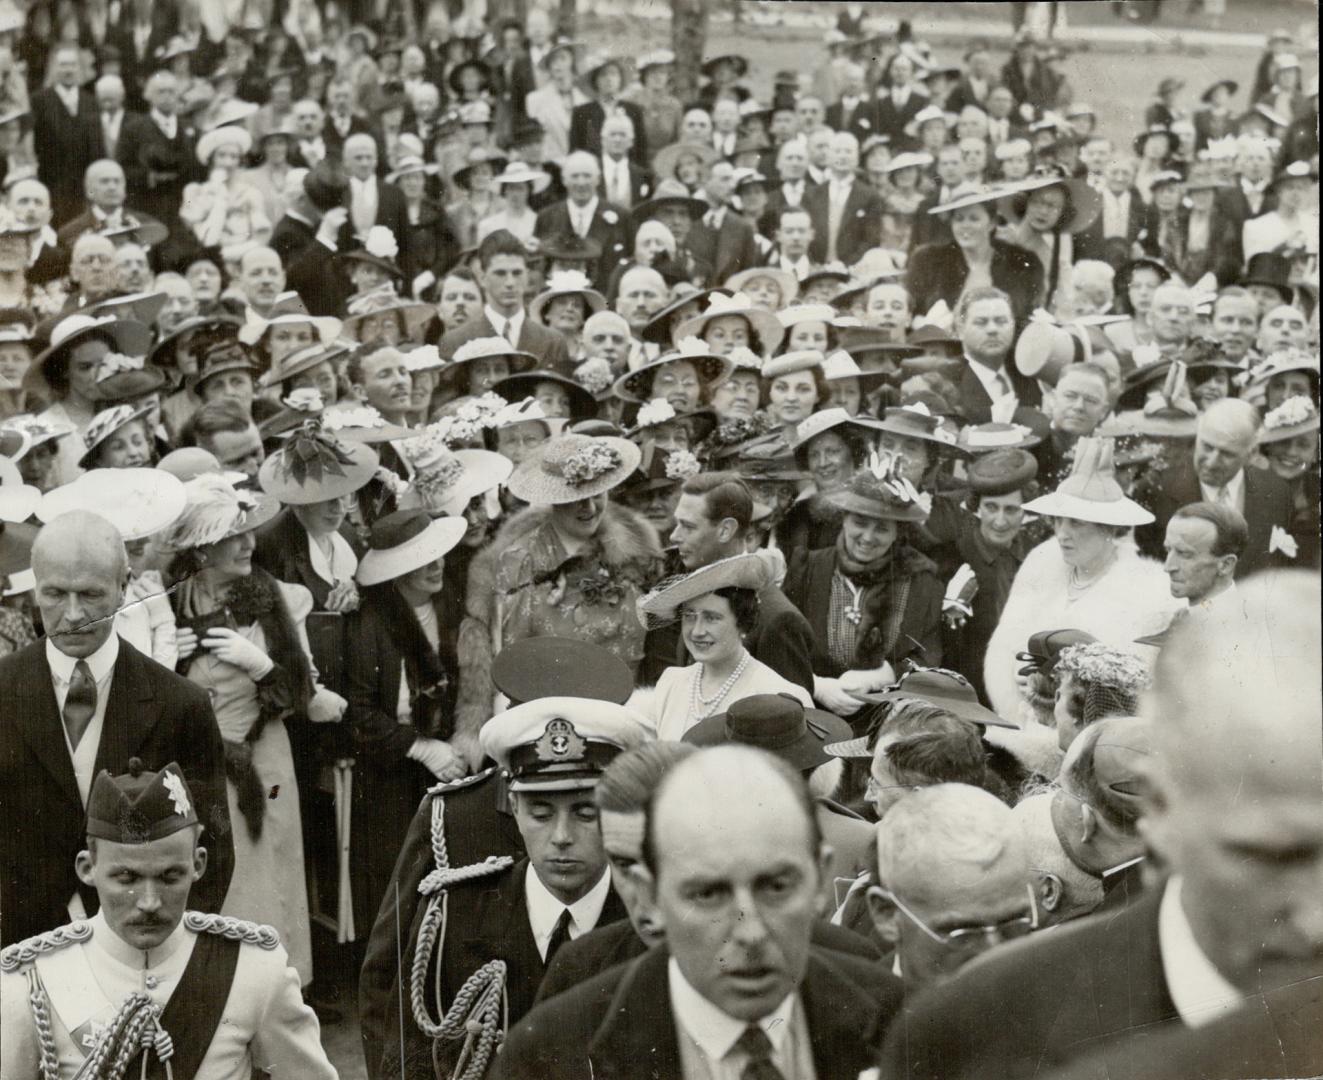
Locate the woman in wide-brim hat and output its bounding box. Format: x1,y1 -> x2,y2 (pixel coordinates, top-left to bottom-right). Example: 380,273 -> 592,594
529,270 -> 607,353
634,553 -> 812,741
455,431 -> 662,741
1,413 -> 72,493
238,293 -> 343,369
475,160 -> 551,247
779,406 -> 884,552
998,167 -> 1102,307
494,369 -> 598,423
906,182 -> 1046,328
651,142 -> 721,189
783,450 -> 945,698
343,507 -> 470,927
1244,346 -> 1320,412
614,339 -> 734,411
724,266 -> 799,312
871,403 -> 967,488
623,397 -> 717,450
821,348 -> 890,416
77,401 -> 158,470
341,286 -> 433,347
984,437 -> 1178,723
442,336 -> 538,398
162,473 -> 343,985
675,291 -> 785,360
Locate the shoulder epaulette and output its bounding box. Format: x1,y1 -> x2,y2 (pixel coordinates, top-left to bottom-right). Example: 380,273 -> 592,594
183,911 -> 280,950
0,920 -> 93,972
426,765 -> 497,797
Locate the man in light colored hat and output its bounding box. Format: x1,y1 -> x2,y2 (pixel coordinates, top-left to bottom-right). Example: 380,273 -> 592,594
373,695 -> 645,1079
0,760 -> 334,1078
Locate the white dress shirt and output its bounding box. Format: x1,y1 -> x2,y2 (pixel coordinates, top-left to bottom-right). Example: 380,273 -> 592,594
524,865 -> 612,961
307,530 -> 358,587
778,253 -> 814,279
150,109 -> 178,141
54,83 -> 80,116
47,633 -> 119,807
988,117 -> 1010,144
350,175 -> 379,235
713,131 -> 737,157
1158,877 -> 1244,1028
602,155 -> 632,207
1101,188 -> 1132,239
299,137 -> 326,167
1199,468 -> 1245,515
780,178 -> 806,207
568,195 -> 598,237
668,958 -> 814,1080
484,304 -> 525,345
965,355 -> 1017,410
101,109 -> 124,157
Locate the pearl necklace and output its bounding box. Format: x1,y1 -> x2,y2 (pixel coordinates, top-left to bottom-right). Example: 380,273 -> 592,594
689,651 -> 751,720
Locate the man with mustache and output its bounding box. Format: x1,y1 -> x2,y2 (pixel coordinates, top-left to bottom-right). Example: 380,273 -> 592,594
0,510 -> 233,947
495,745 -> 904,1079
0,761 -> 334,1077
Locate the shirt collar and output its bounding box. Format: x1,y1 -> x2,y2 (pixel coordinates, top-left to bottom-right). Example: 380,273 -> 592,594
571,195 -> 598,218
150,109 -> 176,133
47,632 -> 119,685
485,305 -> 525,335
524,862 -> 612,957
1199,468 -> 1244,505
1158,876 -> 1244,1028
90,909 -> 190,970
667,956 -> 799,1061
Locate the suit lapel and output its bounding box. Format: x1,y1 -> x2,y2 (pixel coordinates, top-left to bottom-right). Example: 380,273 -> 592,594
802,956 -> 887,1080
15,644 -> 82,808
93,641 -> 157,779
586,948 -> 684,1079
1091,885 -> 1177,1037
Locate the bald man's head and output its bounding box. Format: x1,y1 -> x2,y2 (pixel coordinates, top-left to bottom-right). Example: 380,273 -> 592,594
1142,570 -> 1323,995
32,512 -> 129,658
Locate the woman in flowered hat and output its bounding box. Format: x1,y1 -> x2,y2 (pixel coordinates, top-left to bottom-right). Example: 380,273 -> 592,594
530,270 -> 607,360
162,473 -> 349,987
260,341 -> 352,416
77,402 -> 157,470
783,406 -> 882,553
983,437 -> 1179,721
783,450 -> 945,719
707,345 -> 767,423
634,552 -> 812,741
1244,347 -> 1320,412
341,286 -> 434,349
180,125 -> 272,250
0,211 -> 62,320
1255,395 -> 1320,565
613,337 -> 734,418
674,290 -> 785,361
451,432 -> 662,767
0,414 -> 70,492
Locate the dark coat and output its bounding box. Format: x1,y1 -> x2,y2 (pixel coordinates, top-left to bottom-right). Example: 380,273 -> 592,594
955,359 -> 1045,424
684,210 -> 760,286
804,179 -> 885,267
907,237 -> 1044,329
1136,203 -> 1242,288
783,544 -> 945,679
269,212 -> 319,268
494,944 -> 904,1080
596,156 -> 653,212
115,111 -> 203,227
537,917 -> 882,1007
358,770 -> 525,1077
999,56 -> 1060,112
908,189 -> 952,252
30,86 -> 103,226
569,100 -> 649,167
437,310 -> 572,376
285,237 -> 353,317
1215,182 -> 1277,232
1041,976 -> 1323,1080
1137,458 -> 1311,578
322,113 -> 375,158
533,198 -> 631,291
345,179 -> 411,259
874,88 -> 930,143
0,637 -> 234,945
879,885 -> 1179,1080
399,197 -> 460,286
375,857 -> 627,1079
825,97 -> 882,143
56,206 -> 169,250
1074,187 -> 1147,268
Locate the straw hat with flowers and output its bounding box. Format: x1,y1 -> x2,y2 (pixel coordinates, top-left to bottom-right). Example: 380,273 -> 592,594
506,432 -> 641,505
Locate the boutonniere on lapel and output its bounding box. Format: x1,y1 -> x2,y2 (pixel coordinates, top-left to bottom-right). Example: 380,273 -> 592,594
1268,525 -> 1299,559
856,207 -> 867,216
639,183 -> 650,197
602,209 -> 619,224
859,118 -> 870,128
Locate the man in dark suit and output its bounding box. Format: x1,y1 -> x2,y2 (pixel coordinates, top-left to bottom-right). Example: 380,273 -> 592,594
321,78 -> 373,161
880,572 -> 1322,1080
597,115 -> 652,212
642,472 -> 814,691
0,511 -> 233,946
1075,155 -> 1146,266
29,44 -> 102,227
943,43 -> 998,116
56,159 -> 167,251
339,133 -> 409,258
438,229 -> 572,373
115,71 -> 202,230
1214,138 -> 1277,231
953,287 -> 1043,423
371,696 -> 640,1080
685,160 -> 760,286
569,57 -> 648,168
534,152 -> 630,293
804,132 -> 883,267
1137,399 -> 1309,576
824,63 -> 880,144
495,745 -> 905,1079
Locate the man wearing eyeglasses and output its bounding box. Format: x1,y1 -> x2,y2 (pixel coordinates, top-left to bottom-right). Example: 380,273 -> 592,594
866,783 -> 1037,994
878,570 -> 1323,1080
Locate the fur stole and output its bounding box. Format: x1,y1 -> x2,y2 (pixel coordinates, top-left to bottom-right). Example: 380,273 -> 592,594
983,537 -> 1180,722
452,502 -> 663,749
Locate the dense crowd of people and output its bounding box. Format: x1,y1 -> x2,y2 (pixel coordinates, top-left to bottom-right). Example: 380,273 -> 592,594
0,1 -> 1319,1078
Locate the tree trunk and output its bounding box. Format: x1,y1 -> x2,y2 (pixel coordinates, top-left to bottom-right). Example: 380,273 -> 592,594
672,0 -> 708,107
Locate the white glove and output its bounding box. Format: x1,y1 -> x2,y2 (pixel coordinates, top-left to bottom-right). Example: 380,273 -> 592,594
839,665 -> 894,698
813,675 -> 864,716
411,269 -> 436,298
175,627 -> 199,662
408,736 -> 465,781
316,206 -> 349,249
201,627 -> 274,681
943,564 -> 979,629
308,688 -> 347,724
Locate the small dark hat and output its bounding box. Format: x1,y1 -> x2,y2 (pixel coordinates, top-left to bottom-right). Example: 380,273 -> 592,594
492,638 -> 634,706
86,760 -> 200,844
540,233 -> 603,262
1241,251 -> 1295,302
189,338 -> 258,393
683,693 -> 850,773
966,447 -> 1037,495
1016,628 -> 1098,677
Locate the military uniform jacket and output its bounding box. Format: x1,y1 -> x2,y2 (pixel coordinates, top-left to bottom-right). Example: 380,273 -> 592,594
376,854 -> 627,1079
0,911 -> 335,1079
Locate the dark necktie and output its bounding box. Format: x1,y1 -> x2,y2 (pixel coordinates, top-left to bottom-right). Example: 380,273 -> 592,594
63,660 -> 97,750
736,1024 -> 786,1080
544,907 -> 573,966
